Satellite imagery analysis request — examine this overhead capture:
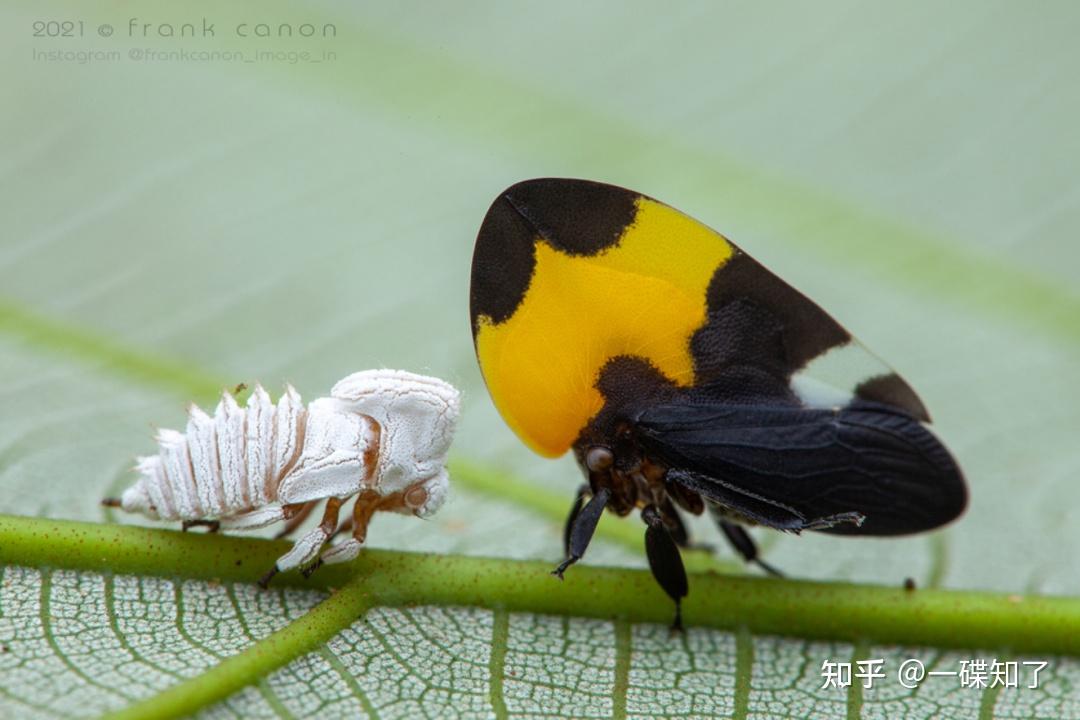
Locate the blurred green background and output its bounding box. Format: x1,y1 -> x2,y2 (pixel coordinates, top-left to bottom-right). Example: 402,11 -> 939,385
3,0 -> 1079,598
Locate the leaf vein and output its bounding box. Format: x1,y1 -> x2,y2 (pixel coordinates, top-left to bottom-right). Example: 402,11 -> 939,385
225,584 -> 293,719
612,618 -> 631,720
317,645 -> 379,720
488,607 -> 509,720
732,626 -> 753,720
103,574 -> 186,684
39,568 -> 134,705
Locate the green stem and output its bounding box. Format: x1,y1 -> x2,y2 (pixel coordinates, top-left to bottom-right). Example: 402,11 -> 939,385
358,553 -> 1080,656
3,514 -> 1079,658
0,513 -> 340,588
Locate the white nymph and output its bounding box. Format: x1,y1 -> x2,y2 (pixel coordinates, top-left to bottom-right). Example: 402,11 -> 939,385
104,369 -> 461,584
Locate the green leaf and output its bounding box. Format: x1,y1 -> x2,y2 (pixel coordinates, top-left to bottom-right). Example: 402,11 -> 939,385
3,1 -> 1080,718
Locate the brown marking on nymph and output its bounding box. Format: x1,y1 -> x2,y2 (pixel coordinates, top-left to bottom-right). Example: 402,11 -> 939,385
184,443 -> 205,518
274,406 -> 309,489
351,489 -> 381,545
274,500 -> 318,539
350,479 -> 432,545
318,497 -> 344,535
237,410 -> 250,510
362,418 -> 381,487
281,502 -> 307,520
330,513 -> 354,541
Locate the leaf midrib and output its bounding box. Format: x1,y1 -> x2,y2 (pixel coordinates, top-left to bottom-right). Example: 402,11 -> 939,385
6,514 -> 1080,720
5,514 -> 1080,654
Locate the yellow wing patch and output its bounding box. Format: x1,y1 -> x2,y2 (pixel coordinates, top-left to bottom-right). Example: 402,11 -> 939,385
474,198 -> 734,457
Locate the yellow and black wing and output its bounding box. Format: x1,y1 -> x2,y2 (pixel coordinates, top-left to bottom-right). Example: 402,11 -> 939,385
470,178 -> 929,455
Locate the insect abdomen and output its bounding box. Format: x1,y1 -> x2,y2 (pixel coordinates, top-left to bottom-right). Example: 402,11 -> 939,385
136,385 -> 309,520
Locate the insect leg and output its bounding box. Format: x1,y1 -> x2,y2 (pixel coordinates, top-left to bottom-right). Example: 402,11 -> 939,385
642,504 -> 689,631
329,497 -> 356,541
716,518 -> 783,577
658,498 -> 716,553
331,515 -> 354,540
220,505 -> 286,531
260,498 -> 343,587
562,484 -> 590,559
273,501 -> 319,539
661,500 -> 690,547
318,494 -> 377,567
552,487 -> 610,579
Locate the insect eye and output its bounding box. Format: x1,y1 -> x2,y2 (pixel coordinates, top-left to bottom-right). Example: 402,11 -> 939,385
404,484 -> 429,510
586,446 -> 614,471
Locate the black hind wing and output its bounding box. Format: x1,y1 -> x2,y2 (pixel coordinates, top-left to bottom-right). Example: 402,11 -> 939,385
634,402 -> 967,536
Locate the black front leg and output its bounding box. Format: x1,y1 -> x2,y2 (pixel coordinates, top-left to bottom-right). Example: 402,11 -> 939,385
552,487 -> 610,579
642,504 -> 689,631
562,484 -> 591,559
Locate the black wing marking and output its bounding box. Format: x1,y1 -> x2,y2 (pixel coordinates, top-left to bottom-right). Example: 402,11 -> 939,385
693,248 -> 931,422
634,400 -> 966,536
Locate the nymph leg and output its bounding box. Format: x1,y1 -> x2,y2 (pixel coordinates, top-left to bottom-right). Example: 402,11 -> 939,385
318,490 -> 382,567
220,504 -> 288,531
258,499 -> 342,587
273,500 -> 319,539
